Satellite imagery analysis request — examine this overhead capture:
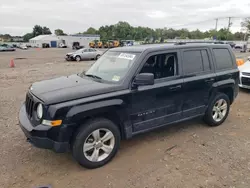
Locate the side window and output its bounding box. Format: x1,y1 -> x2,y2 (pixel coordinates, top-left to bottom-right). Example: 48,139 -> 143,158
213,48 -> 233,70
183,49 -> 211,75
183,50 -> 203,75
139,52 -> 178,79
201,50 -> 211,71
84,49 -> 89,52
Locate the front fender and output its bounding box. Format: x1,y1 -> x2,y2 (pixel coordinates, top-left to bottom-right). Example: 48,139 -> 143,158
65,99 -> 125,122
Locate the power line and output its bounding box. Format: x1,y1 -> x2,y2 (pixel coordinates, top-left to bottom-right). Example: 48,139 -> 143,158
167,16 -> 250,29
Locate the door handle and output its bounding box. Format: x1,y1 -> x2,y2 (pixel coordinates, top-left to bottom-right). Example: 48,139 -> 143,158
205,78 -> 215,83
169,85 -> 182,91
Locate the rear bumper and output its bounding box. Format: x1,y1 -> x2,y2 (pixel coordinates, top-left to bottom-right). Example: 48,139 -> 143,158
19,104 -> 73,153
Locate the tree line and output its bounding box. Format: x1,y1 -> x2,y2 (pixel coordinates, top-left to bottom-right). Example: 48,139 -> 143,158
22,25 -> 66,42
81,19 -> 250,41
1,18 -> 250,42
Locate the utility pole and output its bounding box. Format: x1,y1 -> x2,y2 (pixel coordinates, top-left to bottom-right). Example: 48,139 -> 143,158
227,17 -> 232,30
227,17 -> 232,40
215,18 -> 218,31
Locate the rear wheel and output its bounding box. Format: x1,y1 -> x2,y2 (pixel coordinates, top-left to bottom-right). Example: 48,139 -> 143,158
75,56 -> 81,62
72,118 -> 121,169
203,93 -> 230,126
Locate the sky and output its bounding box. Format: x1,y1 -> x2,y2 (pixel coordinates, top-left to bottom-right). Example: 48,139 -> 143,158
0,0 -> 249,36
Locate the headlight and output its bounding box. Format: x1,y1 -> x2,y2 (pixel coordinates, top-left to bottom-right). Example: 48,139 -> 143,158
37,103 -> 43,119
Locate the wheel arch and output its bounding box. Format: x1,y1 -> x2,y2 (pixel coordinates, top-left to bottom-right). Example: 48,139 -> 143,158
67,101 -> 129,144
210,80 -> 235,104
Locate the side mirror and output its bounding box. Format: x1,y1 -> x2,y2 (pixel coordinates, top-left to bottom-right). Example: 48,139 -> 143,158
133,73 -> 154,86
248,56 -> 250,61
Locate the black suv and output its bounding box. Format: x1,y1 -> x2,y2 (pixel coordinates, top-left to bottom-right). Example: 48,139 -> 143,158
19,43 -> 239,168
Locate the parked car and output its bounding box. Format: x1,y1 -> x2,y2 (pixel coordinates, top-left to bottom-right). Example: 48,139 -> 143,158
20,44 -> 28,50
238,56 -> 250,89
65,48 -> 102,61
0,46 -> 16,51
72,42 -> 84,50
19,43 -> 239,169
234,43 -> 247,53
226,41 -> 236,48
59,43 -> 67,48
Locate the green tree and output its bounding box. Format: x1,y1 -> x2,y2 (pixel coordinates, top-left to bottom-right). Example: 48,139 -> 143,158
32,25 -> 51,36
42,27 -> 52,34
23,33 -> 34,42
84,27 -> 97,34
33,25 -> 43,36
55,29 -> 66,36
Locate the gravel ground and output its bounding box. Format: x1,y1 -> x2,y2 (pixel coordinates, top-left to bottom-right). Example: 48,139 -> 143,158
0,48 -> 250,188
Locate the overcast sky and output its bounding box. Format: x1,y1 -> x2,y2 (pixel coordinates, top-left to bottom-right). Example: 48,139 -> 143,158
0,0 -> 249,36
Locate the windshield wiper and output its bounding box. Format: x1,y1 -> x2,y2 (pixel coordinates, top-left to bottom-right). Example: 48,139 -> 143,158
85,74 -> 102,80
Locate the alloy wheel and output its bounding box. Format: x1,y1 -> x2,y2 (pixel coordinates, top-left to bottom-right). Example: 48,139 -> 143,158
212,99 -> 228,122
83,129 -> 115,162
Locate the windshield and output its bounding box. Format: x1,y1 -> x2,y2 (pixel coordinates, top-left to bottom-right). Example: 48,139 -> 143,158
84,51 -> 139,83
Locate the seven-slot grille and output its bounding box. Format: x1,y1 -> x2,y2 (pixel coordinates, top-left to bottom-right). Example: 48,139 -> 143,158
241,77 -> 250,86
242,72 -> 250,76
25,93 -> 35,118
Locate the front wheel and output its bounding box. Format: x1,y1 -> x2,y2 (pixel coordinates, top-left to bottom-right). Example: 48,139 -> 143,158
203,93 -> 230,126
96,54 -> 101,60
75,56 -> 81,62
72,118 -> 121,169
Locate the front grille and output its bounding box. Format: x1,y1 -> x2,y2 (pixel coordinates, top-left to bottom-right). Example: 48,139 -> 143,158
242,72 -> 250,76
25,93 -> 35,119
241,77 -> 250,86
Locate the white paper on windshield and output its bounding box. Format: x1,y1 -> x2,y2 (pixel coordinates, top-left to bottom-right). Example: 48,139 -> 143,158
112,75 -> 120,81
118,53 -> 136,60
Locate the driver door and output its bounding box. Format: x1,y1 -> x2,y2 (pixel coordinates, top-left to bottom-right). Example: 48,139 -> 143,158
130,50 -> 184,133
82,49 -> 91,59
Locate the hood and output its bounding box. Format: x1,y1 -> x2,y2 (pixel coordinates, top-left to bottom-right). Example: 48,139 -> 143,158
66,52 -> 75,56
30,74 -> 122,104
239,61 -> 250,73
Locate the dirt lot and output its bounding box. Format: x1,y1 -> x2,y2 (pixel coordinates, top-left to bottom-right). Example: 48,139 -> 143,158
0,48 -> 250,188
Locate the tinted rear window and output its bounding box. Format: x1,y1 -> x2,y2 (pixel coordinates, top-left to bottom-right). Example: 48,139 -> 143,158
213,48 -> 233,70
183,49 -> 211,75
183,50 -> 203,74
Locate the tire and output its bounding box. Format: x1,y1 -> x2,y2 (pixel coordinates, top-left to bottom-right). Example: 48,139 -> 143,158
75,56 -> 81,62
203,93 -> 230,126
72,118 -> 121,169
96,54 -> 101,60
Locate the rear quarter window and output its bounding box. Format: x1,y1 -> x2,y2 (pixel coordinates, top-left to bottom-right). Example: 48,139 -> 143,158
213,48 -> 233,70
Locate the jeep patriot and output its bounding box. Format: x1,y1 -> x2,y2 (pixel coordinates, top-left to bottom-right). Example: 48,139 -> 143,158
19,43 -> 239,168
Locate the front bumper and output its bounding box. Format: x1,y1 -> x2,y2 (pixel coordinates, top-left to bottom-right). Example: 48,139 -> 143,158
239,74 -> 250,89
65,55 -> 75,61
19,104 -> 73,153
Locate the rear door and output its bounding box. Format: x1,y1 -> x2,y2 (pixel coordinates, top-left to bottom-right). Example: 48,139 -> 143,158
181,48 -> 216,118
